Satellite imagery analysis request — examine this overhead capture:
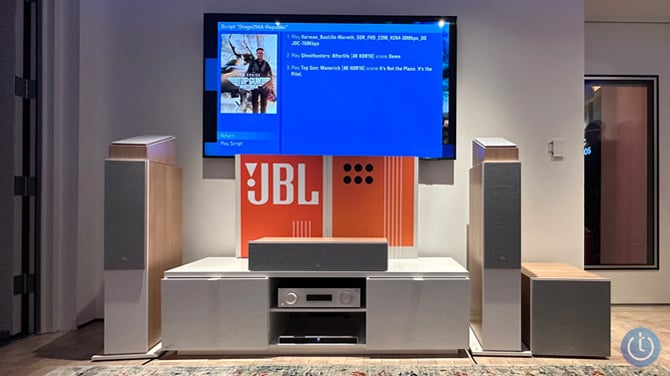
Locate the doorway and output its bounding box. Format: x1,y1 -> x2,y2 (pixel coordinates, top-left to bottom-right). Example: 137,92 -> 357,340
0,0 -> 40,346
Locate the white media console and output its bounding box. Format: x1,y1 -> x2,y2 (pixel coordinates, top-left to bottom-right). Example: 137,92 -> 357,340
162,257 -> 470,354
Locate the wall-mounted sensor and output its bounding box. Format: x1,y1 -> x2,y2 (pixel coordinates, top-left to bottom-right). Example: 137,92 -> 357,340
549,138 -> 565,159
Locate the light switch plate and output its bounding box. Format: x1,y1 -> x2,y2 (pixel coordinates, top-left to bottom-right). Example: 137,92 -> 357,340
549,138 -> 565,158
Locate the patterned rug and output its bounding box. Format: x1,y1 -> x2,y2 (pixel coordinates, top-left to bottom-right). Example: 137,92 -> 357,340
45,364 -> 670,376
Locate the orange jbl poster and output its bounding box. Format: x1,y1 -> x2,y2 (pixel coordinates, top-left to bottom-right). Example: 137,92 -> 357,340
331,156 -> 416,256
237,155 -> 324,257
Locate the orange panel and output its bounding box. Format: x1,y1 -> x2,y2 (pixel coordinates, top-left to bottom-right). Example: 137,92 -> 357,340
239,155 -> 323,257
332,156 -> 414,247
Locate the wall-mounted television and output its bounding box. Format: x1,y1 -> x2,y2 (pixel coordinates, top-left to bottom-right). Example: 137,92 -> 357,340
203,14 -> 457,158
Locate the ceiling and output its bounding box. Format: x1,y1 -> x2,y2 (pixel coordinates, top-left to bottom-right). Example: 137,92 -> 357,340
586,0 -> 670,22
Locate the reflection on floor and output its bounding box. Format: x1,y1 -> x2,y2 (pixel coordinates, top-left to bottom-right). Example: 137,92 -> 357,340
0,305 -> 668,376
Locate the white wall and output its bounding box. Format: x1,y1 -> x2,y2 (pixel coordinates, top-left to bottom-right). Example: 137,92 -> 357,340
585,22 -> 670,303
58,0 -> 585,324
40,0 -> 81,332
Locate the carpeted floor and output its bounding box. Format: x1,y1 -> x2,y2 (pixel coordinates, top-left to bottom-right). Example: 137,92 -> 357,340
44,364 -> 670,375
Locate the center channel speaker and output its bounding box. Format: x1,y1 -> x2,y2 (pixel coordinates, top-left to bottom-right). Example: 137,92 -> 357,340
248,237 -> 388,271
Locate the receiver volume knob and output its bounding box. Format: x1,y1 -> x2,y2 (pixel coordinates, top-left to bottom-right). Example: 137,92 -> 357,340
285,292 -> 298,305
340,290 -> 353,305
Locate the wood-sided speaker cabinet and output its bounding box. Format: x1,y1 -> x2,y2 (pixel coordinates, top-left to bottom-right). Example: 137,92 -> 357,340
102,136 -> 182,357
468,138 -> 522,352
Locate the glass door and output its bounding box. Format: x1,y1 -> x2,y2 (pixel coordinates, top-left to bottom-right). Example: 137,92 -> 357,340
584,76 -> 658,269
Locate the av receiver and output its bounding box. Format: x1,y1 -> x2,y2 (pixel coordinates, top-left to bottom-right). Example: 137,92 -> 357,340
278,288 -> 361,308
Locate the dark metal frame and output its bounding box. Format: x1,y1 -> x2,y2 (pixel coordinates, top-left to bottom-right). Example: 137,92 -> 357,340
1,0 -> 41,348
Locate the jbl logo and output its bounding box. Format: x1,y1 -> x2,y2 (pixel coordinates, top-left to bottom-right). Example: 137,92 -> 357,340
245,162 -> 319,205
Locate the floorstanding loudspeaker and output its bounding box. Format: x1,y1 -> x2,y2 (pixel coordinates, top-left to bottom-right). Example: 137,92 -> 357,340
468,138 -> 522,352
102,136 -> 182,357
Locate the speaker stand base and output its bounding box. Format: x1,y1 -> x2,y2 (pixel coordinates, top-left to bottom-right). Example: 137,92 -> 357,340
469,327 -> 532,357
91,342 -> 164,361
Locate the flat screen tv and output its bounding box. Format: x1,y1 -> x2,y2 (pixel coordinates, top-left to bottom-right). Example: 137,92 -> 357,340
203,14 -> 457,158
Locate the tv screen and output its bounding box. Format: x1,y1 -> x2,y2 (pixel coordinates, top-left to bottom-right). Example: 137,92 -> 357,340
203,14 -> 457,158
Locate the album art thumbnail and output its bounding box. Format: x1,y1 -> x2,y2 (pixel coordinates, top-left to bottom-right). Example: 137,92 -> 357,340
220,33 -> 278,114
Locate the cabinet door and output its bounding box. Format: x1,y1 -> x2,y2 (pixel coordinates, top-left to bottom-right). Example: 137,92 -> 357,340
162,277 -> 269,351
366,277 -> 469,351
